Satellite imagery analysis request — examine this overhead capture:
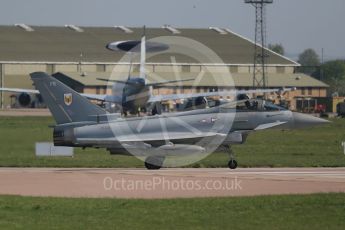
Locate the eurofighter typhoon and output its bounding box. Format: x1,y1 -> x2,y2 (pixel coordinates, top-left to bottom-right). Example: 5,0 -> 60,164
30,72 -> 329,170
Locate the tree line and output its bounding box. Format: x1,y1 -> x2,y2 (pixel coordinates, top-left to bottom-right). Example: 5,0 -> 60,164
268,43 -> 345,96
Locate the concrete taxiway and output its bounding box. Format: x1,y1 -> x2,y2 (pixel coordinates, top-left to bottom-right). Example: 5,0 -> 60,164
0,168 -> 344,199
0,109 -> 51,117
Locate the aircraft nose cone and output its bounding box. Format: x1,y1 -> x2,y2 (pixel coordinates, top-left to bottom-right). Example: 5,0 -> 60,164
292,112 -> 330,128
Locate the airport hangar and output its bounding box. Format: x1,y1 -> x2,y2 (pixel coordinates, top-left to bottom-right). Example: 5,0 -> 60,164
0,24 -> 328,112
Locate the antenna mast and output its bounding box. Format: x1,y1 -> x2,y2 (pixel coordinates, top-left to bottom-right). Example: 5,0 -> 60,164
245,0 -> 273,90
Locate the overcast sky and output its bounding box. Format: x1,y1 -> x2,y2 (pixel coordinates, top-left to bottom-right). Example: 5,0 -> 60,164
0,0 -> 344,60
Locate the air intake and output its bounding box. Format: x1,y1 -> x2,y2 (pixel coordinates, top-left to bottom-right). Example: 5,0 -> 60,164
209,27 -> 227,35
15,24 -> 34,32
65,24 -> 84,32
114,26 -> 133,33
162,25 -> 181,34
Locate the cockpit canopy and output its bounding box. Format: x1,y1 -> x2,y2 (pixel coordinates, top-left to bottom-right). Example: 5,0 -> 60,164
223,99 -> 287,112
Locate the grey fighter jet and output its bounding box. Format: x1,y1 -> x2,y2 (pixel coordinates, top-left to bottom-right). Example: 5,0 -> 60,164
30,72 -> 329,170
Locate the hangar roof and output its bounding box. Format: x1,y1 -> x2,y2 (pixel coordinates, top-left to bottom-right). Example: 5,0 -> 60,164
54,72 -> 328,88
0,25 -> 298,66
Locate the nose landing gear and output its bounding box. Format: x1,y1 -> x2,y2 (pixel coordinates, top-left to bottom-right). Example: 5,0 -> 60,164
226,145 -> 238,170
228,159 -> 238,170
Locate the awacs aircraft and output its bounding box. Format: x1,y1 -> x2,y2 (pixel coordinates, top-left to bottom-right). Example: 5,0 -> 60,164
0,33 -> 292,114
88,34 -> 293,114
29,72 -> 329,170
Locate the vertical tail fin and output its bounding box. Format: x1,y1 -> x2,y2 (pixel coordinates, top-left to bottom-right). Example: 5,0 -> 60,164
30,72 -> 106,124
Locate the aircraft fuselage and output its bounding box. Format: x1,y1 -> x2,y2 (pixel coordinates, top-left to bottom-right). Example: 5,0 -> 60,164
53,98 -> 329,157
120,78 -> 151,114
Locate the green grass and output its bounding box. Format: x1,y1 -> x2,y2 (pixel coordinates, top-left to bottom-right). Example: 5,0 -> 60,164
0,116 -> 143,167
0,116 -> 345,168
199,118 -> 345,168
0,194 -> 344,229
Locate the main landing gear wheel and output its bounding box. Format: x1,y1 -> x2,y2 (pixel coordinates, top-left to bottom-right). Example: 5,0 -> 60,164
144,156 -> 165,170
228,159 -> 238,170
